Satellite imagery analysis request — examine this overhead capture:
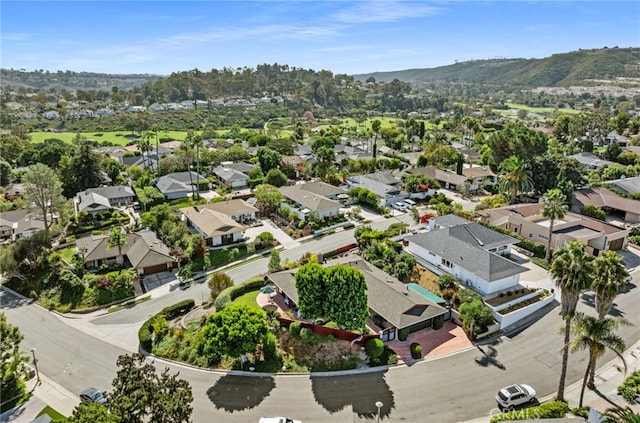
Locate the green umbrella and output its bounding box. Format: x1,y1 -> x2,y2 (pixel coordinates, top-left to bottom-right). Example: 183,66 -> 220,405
260,285 -> 275,294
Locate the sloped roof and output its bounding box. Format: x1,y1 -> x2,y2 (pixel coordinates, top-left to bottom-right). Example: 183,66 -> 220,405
568,152 -> 615,168
267,257 -> 447,330
81,186 -> 135,201
406,166 -> 467,186
279,185 -> 341,212
213,166 -> 249,182
406,227 -> 527,282
0,209 -> 46,235
358,172 -> 402,186
155,175 -> 191,195
78,192 -> 110,213
296,181 -> 346,197
573,186 -> 640,214
606,176 -> 640,195
346,175 -> 405,198
198,199 -> 258,216
165,171 -> 207,184
180,206 -> 244,237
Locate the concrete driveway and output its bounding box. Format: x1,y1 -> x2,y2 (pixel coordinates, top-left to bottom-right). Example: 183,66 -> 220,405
243,218 -> 300,249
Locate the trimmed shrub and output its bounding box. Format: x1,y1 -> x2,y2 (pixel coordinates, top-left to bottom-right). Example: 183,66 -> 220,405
432,314 -> 445,330
410,343 -> 422,359
213,277 -> 264,310
365,338 -> 384,359
398,327 -> 409,342
324,321 -> 339,329
162,299 -> 195,319
289,321 -> 302,336
299,327 -> 312,340
138,317 -> 154,351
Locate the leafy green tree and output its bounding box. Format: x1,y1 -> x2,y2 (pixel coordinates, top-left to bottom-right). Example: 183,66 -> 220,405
264,168 -> 287,187
550,241 -> 595,402
294,263 -> 327,319
0,313 -> 27,412
485,121 -> 548,166
570,313 -> 629,407
257,147 -> 282,173
208,272 -> 233,301
23,163 -> 65,230
108,353 -> 192,423
253,184 -> 283,214
73,140 -> 105,193
530,155 -> 587,197
541,189 -> 568,261
0,160 -> 12,186
498,155 -> 534,204
325,264 -> 368,330
268,249 -> 281,273
200,305 -> 268,363
66,402 -> 121,423
592,251 -> 628,320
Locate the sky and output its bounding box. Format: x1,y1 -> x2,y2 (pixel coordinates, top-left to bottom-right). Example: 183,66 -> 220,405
1,1 -> 639,76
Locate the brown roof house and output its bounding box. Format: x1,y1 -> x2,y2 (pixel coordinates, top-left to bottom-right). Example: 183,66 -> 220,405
266,256 -> 448,342
180,204 -> 245,247
477,202 -> 630,256
204,199 -> 258,223
572,186 -> 640,224
76,230 -> 177,275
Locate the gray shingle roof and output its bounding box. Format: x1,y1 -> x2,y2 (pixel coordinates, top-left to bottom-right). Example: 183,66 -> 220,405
279,185 -> 341,213
406,226 -> 526,282
213,166 -> 249,182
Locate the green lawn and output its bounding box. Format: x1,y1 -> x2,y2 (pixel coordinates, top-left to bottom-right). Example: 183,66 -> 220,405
36,405 -> 67,422
28,130 -> 195,145
503,103 -> 581,116
231,290 -> 262,312
56,246 -> 76,264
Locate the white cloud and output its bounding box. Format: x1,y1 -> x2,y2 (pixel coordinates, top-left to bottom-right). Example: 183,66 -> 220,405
332,0 -> 440,24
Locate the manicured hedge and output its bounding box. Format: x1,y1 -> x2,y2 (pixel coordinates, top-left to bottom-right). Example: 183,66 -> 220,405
410,343 -> 422,359
161,299 -> 195,320
213,277 -> 265,310
398,327 -> 409,342
432,314 -> 444,330
365,338 -> 384,359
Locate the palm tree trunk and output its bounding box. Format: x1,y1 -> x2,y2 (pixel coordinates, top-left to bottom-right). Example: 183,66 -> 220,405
511,185 -> 517,205
557,317 -> 571,402
579,360 -> 592,408
546,219 -> 555,262
588,351 -> 597,389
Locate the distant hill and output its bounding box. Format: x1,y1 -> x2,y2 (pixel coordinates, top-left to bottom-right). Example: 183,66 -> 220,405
0,69 -> 164,91
353,47 -> 640,86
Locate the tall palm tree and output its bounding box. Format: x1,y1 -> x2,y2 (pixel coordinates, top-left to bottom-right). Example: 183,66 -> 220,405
192,134 -> 204,200
550,241 -> 595,401
570,313 -> 629,407
107,227 -> 129,272
541,188 -> 568,262
592,251 -> 629,320
498,155 -> 534,204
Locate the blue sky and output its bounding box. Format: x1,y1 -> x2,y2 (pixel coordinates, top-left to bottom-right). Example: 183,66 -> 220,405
2,1 -> 639,76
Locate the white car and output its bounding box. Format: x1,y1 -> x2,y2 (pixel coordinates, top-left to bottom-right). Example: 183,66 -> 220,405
496,384 -> 536,409
393,202 -> 408,211
258,418 -> 301,423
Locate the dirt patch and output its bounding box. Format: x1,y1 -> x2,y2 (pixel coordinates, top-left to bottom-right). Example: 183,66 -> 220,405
410,264 -> 441,293
485,288 -> 536,307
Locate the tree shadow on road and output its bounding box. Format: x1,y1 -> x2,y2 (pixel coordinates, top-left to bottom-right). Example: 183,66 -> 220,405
206,374 -> 275,412
474,345 -> 506,370
311,371 -> 394,419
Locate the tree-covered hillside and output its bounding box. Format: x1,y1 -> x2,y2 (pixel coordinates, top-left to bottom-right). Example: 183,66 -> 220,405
354,47 -> 640,86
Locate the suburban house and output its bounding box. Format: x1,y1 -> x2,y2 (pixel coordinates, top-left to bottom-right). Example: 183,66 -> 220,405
572,187 -> 640,225
74,186 -> 136,216
75,230 -> 177,276
153,171 -> 209,200
0,209 -> 46,242
200,199 -> 258,223
405,214 -> 555,330
606,176 -> 640,195
476,202 -> 630,256
405,165 -> 494,192
180,205 -> 245,247
212,165 -> 250,189
291,181 -> 346,200
405,216 -> 527,296
278,183 -> 342,220
346,174 -> 408,207
604,131 -> 629,147
568,152 -> 616,169
266,256 -> 449,342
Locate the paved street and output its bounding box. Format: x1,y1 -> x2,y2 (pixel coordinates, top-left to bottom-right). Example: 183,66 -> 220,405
2,215 -> 639,423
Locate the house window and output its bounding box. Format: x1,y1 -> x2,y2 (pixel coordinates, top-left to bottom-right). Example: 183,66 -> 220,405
538,234 -> 548,240
441,258 -> 453,268
528,233 -> 533,238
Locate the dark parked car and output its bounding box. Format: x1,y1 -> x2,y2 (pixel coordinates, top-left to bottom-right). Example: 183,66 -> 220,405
79,387 -> 108,405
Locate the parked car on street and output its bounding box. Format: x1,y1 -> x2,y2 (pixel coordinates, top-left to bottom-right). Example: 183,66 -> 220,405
393,202 -> 408,211
79,387 -> 108,405
496,384 -> 536,409
258,418 -> 301,423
